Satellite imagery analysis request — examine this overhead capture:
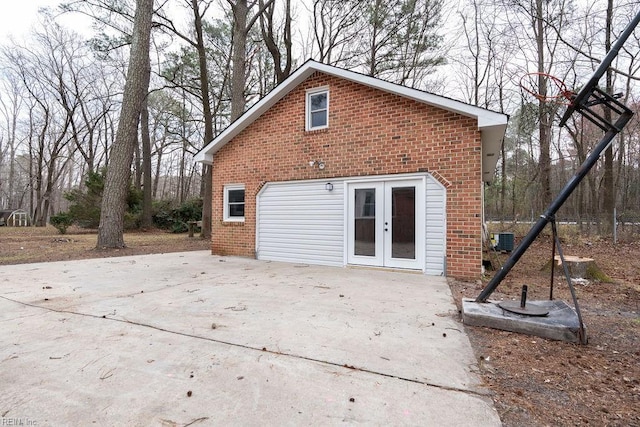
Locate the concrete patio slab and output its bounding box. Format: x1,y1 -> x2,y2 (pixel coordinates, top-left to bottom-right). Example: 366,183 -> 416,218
1,252 -> 500,426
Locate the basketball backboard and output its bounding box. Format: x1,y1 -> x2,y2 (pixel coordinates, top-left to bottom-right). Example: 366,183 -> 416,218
559,10 -> 640,127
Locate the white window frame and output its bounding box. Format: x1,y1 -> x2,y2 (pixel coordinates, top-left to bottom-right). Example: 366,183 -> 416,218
223,184 -> 245,222
306,87 -> 329,131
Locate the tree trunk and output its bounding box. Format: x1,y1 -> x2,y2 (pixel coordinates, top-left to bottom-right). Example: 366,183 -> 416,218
153,144 -> 162,199
140,94 -> 153,228
7,84 -> 19,209
601,0 -> 615,235
535,0 -> 552,208
546,255 -> 612,282
500,134 -> 506,216
228,0 -> 275,119
230,0 -> 249,121
134,133 -> 142,189
193,0 -> 213,239
367,0 -> 383,77
97,0 -> 153,248
259,0 -> 292,84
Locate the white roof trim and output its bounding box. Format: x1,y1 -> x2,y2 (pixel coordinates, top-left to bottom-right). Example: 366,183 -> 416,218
194,60 -> 508,181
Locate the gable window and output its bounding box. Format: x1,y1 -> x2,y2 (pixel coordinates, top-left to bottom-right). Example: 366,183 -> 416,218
306,88 -> 329,130
224,184 -> 245,222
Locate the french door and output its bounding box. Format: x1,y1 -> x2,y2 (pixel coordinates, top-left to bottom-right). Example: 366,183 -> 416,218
347,179 -> 424,270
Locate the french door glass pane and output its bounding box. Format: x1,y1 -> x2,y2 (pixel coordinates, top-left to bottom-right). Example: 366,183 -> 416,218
391,187 -> 415,259
354,188 -> 376,256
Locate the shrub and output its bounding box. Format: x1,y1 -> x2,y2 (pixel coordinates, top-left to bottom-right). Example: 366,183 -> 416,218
65,169 -> 147,230
152,198 -> 202,233
50,212 -> 74,234
65,170 -> 105,228
151,200 -> 175,229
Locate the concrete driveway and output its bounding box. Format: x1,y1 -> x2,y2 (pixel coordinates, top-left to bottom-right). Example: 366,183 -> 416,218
0,252 -> 500,426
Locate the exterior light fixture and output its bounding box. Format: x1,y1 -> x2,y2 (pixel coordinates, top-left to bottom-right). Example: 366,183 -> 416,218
309,160 -> 326,169
325,182 -> 333,191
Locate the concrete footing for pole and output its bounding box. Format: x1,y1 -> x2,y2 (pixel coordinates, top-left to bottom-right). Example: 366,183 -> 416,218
461,298 -> 585,344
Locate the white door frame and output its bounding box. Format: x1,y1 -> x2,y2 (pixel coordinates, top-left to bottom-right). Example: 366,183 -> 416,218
346,177 -> 425,270
347,182 -> 384,266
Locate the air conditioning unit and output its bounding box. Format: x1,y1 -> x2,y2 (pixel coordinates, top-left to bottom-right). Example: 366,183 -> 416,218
490,232 -> 514,252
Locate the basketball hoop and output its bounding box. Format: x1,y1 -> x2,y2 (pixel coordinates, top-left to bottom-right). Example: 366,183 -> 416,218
519,72 -> 575,105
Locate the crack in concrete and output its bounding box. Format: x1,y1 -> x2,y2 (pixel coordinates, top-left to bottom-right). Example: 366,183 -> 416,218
1,294 -> 490,398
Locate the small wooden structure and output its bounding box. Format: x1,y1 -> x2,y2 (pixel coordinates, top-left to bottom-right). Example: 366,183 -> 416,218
187,220 -> 202,237
0,209 -> 31,227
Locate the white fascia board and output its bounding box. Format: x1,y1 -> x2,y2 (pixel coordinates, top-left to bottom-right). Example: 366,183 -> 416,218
193,151 -> 213,164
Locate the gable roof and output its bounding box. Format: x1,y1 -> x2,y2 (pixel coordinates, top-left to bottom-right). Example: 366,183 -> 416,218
194,60 -> 508,182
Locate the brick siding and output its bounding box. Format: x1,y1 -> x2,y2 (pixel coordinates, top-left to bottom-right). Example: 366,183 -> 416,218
211,72 -> 483,279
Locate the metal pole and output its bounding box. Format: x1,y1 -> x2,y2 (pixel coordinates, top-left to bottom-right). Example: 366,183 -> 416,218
476,118 -> 631,302
520,285 -> 528,308
554,227 -> 588,344
549,219 -> 556,300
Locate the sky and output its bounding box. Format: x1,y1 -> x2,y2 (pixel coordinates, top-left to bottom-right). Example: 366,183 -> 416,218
0,0 -> 85,42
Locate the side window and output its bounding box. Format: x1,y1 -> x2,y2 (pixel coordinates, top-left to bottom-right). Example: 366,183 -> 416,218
224,185 -> 245,222
306,88 -> 329,130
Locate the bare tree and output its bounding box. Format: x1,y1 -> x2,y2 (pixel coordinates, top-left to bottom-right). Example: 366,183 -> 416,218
394,0 -> 445,88
226,0 -> 275,120
0,73 -> 23,209
259,0 -> 293,84
360,0 -> 444,86
159,0 -> 245,238
97,0 -> 153,248
497,0 -> 574,211
456,0 -> 509,108
601,0 -> 615,233
1,19 -> 97,225
554,1 -> 640,233
311,0 -> 363,67
63,0 -> 160,231
307,0 -> 445,87
140,91 -> 153,227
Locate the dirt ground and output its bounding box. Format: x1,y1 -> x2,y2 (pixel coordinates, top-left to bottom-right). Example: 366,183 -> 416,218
1,226 -> 639,426
0,226 -> 210,265
451,233 -> 640,427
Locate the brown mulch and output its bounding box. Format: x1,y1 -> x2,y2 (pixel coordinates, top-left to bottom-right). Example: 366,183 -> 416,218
1,226 -> 639,425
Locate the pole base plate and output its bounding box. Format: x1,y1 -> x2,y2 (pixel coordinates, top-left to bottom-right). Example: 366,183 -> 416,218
498,301 -> 549,317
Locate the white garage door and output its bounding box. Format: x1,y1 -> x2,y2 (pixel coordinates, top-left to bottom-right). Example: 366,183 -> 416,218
256,174 -> 446,275
256,180 -> 345,266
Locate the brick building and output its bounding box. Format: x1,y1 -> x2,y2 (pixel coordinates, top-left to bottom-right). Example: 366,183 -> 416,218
195,61 -> 507,279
